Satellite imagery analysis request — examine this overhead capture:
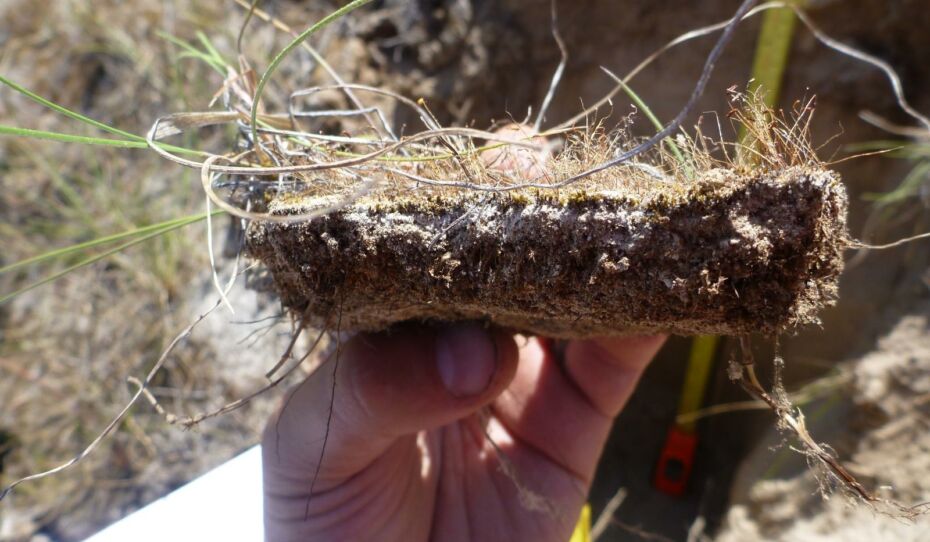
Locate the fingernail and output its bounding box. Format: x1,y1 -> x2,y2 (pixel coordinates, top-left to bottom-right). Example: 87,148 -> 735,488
436,324 -> 497,397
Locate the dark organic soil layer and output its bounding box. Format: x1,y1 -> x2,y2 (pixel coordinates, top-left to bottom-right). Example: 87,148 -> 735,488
246,166 -> 848,338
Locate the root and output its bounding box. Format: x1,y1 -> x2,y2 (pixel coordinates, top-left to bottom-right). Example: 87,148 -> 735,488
0,297 -> 224,501
591,486 -> 627,540
130,325 -> 327,429
848,231 -> 930,251
478,411 -> 563,522
305,299 -> 343,521
730,337 -> 930,520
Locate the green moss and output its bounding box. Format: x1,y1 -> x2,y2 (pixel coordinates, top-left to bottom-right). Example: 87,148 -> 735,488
508,192 -> 531,205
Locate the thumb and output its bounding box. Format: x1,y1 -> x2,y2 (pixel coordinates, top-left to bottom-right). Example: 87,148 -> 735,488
263,322 -> 517,490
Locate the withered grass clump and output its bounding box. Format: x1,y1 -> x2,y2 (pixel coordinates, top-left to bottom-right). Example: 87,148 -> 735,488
245,97 -> 849,337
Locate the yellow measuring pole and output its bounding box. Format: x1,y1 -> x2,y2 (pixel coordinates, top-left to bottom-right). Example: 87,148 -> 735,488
569,504 -> 592,542
738,0 -> 805,151
677,335 -> 719,432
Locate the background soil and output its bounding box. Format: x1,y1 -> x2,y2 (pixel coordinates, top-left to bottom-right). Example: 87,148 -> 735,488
1,1 -> 929,540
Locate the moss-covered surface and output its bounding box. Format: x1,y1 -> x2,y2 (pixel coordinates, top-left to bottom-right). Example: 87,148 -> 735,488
246,166 -> 848,337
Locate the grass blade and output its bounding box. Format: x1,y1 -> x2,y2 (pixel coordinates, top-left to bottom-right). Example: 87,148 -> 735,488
196,31 -> 230,70
600,67 -> 689,171
739,2 -> 802,153
1,212 -> 221,275
746,2 -> 801,110
249,0 -> 375,137
0,125 -> 205,156
0,76 -> 206,155
157,31 -> 230,75
0,74 -> 140,140
865,160 -> 930,203
0,212 -> 220,304
0,125 -> 150,148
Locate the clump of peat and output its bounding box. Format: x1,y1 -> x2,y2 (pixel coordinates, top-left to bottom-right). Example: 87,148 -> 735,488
248,167 -> 845,337
245,98 -> 849,337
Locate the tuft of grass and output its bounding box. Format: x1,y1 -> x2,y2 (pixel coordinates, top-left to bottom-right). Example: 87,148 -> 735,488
256,87 -> 821,208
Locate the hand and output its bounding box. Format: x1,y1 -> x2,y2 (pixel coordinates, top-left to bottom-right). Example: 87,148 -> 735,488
262,324 -> 665,541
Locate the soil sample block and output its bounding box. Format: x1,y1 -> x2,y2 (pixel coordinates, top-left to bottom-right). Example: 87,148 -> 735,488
246,166 -> 848,338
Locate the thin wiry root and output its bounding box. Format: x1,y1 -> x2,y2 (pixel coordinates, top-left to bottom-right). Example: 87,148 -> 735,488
533,0 -> 567,132
848,232 -> 930,251
591,486 -> 628,541
130,326 -> 327,430
304,300 -> 344,520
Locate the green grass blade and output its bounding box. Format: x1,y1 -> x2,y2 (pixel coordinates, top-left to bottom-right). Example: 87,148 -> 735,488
0,74 -> 140,140
746,3 -> 801,110
250,0 -> 374,136
739,1 -> 803,151
864,160 -> 930,203
0,125 -> 150,148
19,145 -> 98,230
0,212 -> 221,275
0,76 -> 206,155
601,68 -> 689,172
196,31 -> 230,70
621,83 -> 686,166
157,31 -> 229,75
0,125 -> 206,156
0,212 -> 220,305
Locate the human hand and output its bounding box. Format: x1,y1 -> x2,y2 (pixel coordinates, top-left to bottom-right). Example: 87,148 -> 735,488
262,324 -> 665,541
